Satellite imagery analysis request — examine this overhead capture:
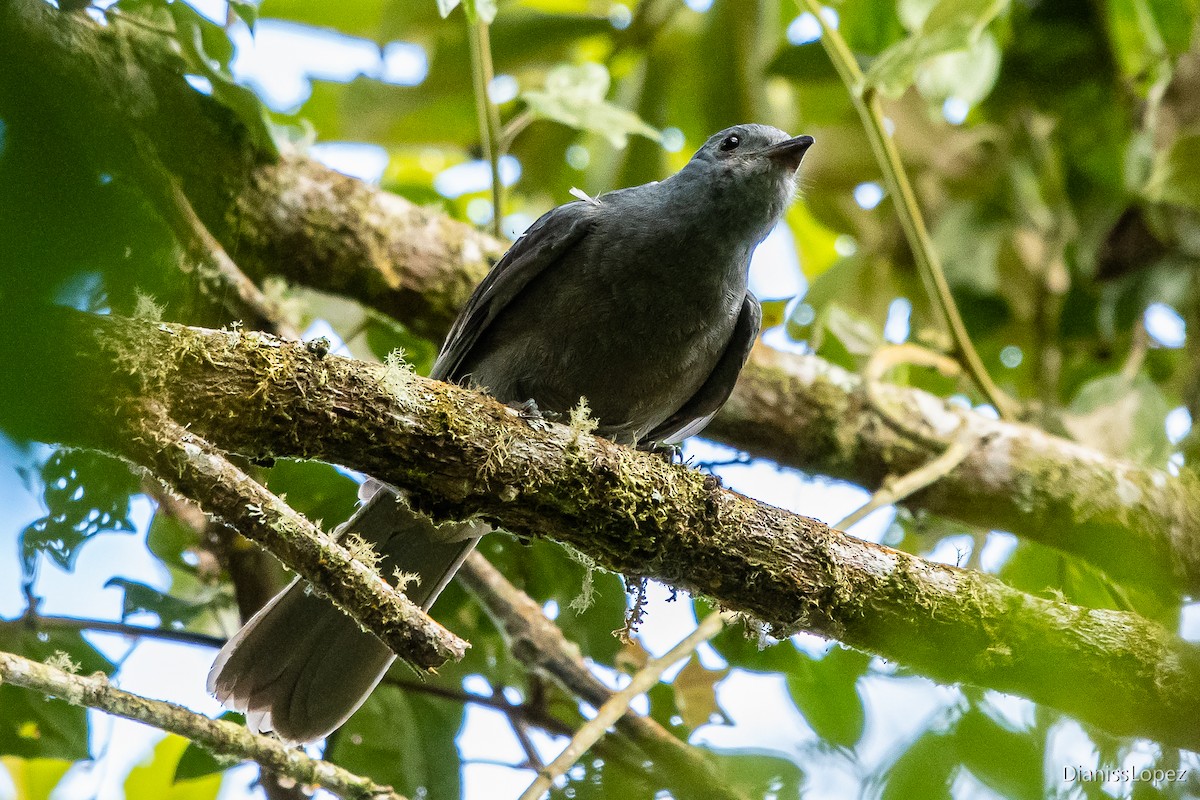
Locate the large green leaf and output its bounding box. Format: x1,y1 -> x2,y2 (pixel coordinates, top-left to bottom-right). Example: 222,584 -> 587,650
0,758 -> 72,800
784,646 -> 870,749
522,63 -> 660,148
326,683 -> 463,799
124,736 -> 223,800
866,0 -> 1010,99
0,627 -> 114,760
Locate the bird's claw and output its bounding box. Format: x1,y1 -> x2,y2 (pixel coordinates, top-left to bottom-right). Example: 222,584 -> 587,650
640,441 -> 682,463
509,398 -> 555,431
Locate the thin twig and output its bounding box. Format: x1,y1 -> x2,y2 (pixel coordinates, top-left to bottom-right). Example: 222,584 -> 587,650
836,344 -> 979,529
467,18 -> 503,237
864,343 -> 964,450
834,436 -> 974,530
14,613 -> 225,649
457,554 -> 747,800
0,649 -> 405,800
795,0 -> 1016,420
517,610 -> 732,800
498,109 -> 533,152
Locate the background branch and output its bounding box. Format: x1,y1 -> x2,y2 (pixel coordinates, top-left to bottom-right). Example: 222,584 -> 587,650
0,649 -> 406,800
457,554 -> 747,800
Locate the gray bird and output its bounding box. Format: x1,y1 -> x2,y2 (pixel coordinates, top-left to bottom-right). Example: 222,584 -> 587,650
208,123 -> 813,742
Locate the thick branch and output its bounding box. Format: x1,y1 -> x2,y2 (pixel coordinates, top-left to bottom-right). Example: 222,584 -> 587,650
0,650 -> 405,800
19,310 -> 1200,751
709,346 -> 1200,591
6,0 -> 1199,591
126,407 -> 467,670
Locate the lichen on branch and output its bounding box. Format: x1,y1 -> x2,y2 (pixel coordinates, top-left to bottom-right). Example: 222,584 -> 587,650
24,309 -> 1200,751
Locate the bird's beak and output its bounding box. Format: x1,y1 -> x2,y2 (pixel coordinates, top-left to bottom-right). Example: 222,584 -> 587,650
762,135 -> 815,170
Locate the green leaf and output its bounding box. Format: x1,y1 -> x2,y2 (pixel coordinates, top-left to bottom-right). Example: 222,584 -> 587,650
463,0 -> 497,24
327,683 -> 463,798
784,646 -> 869,748
170,4 -> 279,158
880,729 -> 957,800
716,751 -> 804,797
0,757 -> 72,800
865,0 -> 1010,98
230,0 -> 259,30
953,709 -> 1044,799
522,63 -> 661,149
124,736 -> 223,800
1145,135 -> 1200,210
173,715 -> 244,782
796,301 -> 886,371
262,459 -> 359,526
0,627 -> 114,760
837,0 -> 909,55
1062,372 -> 1171,464
477,536 -> 627,666
103,577 -> 212,627
20,449 -> 139,579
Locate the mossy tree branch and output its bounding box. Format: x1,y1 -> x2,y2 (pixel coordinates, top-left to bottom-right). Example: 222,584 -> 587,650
13,309 -> 1200,751
0,650 -> 407,800
124,405 -> 467,671
6,0 -> 1200,593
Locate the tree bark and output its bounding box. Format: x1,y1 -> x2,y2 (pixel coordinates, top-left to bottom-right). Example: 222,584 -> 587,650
4,0 -> 1198,593
14,309 -> 1200,751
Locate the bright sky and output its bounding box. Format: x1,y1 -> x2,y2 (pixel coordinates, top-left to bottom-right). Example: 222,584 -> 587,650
3,1 -> 1198,799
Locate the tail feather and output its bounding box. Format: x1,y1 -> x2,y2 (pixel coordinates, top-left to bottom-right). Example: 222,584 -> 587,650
208,489 -> 482,743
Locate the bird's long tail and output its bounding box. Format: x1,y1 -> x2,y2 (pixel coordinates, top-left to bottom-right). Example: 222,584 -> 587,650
207,487 -> 481,743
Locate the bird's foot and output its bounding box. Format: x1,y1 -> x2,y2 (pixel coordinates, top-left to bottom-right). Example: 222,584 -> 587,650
640,441 -> 682,464
509,398 -> 556,431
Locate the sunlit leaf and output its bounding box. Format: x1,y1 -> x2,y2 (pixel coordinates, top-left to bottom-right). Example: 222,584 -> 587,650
866,0 -> 1010,98
522,64 -> 661,149
0,757 -> 72,800
124,736 -> 223,800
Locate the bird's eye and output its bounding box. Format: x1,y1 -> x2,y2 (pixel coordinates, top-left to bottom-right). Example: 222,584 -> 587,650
719,134 -> 741,152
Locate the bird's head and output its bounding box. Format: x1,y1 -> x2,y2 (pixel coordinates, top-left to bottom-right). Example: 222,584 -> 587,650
678,124 -> 814,242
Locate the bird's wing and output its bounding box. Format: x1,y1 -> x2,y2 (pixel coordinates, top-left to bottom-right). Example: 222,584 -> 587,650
431,201 -> 595,382
642,291 -> 762,446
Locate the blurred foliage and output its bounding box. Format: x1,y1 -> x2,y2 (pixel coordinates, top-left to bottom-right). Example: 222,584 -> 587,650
3,0 -> 1200,797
